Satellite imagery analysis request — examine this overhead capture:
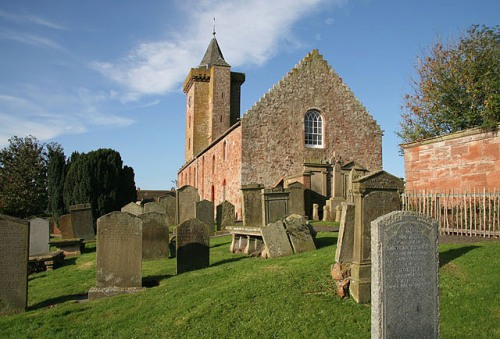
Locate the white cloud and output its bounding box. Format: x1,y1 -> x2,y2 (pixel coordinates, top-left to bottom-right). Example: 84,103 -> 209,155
0,28 -> 67,52
0,9 -> 66,30
91,0 -> 345,99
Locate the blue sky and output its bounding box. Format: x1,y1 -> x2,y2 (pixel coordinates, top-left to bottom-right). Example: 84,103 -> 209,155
1,0 -> 498,189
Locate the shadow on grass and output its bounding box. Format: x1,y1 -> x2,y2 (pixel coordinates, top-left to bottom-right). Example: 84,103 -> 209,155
211,256 -> 248,267
211,242 -> 231,249
61,257 -> 78,267
143,274 -> 174,287
439,246 -> 480,268
83,246 -> 96,254
315,235 -> 338,249
28,293 -> 88,311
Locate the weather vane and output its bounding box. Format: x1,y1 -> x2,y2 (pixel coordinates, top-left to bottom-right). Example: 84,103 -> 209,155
213,17 -> 216,37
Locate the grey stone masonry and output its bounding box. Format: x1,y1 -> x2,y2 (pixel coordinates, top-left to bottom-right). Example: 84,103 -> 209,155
371,211 -> 439,339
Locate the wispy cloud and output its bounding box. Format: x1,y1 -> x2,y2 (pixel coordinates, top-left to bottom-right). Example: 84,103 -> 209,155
90,0 -> 344,98
0,28 -> 67,52
0,9 -> 66,30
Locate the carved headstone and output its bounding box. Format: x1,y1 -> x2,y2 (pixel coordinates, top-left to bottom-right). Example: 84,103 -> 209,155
70,203 -> 95,241
121,202 -> 143,216
176,218 -> 210,274
216,200 -> 235,229
196,200 -> 214,234
262,188 -> 289,225
158,194 -> 176,225
139,212 -> 169,260
176,185 -> 199,225
261,220 -> 294,258
284,214 -> 316,253
287,182 -> 306,216
143,201 -> 165,214
241,184 -> 264,227
371,211 -> 439,339
88,212 -> 144,300
29,217 -> 50,256
0,214 -> 29,315
58,214 -> 73,239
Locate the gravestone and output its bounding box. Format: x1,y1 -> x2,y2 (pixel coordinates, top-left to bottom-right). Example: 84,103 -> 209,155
139,212 -> 169,260
176,185 -> 199,225
29,217 -> 50,256
196,200 -> 215,233
335,205 -> 342,223
0,214 -> 29,315
88,212 -> 144,300
70,203 -> 95,241
287,182 -> 305,216
121,202 -> 143,216
283,214 -> 316,253
176,218 -> 210,274
312,204 -> 319,221
322,205 -> 330,222
349,170 -> 404,303
58,213 -> 73,239
371,211 -> 439,339
262,188 -> 289,225
261,220 -> 294,258
216,200 -> 235,229
335,202 -> 355,263
143,201 -> 165,214
241,184 -> 264,226
158,194 -> 176,225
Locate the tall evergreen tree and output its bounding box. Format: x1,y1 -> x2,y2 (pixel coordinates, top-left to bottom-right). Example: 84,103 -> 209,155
47,142 -> 66,220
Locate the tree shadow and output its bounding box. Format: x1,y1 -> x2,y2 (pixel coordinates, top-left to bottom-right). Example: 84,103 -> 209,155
315,235 -> 338,249
28,293 -> 88,311
439,246 -> 480,267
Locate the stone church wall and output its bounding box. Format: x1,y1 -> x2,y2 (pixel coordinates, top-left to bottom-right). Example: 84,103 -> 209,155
241,50 -> 382,187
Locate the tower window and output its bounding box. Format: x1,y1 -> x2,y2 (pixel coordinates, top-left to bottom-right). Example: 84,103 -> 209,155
304,110 -> 324,148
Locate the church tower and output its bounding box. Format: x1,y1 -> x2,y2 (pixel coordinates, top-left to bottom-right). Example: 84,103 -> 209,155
183,35 -> 245,162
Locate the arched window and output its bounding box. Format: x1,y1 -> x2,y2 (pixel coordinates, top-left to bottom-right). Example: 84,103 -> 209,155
304,110 -> 323,148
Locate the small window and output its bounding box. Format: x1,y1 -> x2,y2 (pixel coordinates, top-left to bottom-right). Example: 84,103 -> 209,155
304,110 -> 323,148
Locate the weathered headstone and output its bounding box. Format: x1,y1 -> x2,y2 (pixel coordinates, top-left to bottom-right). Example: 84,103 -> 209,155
29,217 -> 50,256
196,200 -> 215,233
143,201 -> 165,214
335,202 -> 355,263
262,188 -> 289,225
322,205 -> 330,222
241,184 -> 264,227
176,185 -> 199,225
312,203 -> 319,221
284,214 -> 316,253
58,213 -> 73,239
176,218 -> 210,274
287,182 -> 306,216
88,212 -> 144,300
261,220 -> 294,258
371,211 -> 439,339
139,212 -> 169,260
70,203 -> 95,241
158,194 -> 176,225
121,202 -> 143,216
216,200 -> 235,229
0,214 -> 29,315
349,170 -> 404,303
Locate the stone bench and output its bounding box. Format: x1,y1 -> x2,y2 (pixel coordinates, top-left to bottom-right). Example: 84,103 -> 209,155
29,250 -> 65,272
226,226 -> 266,256
49,238 -> 84,256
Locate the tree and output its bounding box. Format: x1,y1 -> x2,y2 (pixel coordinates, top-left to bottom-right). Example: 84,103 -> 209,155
0,136 -> 48,218
47,143 -> 66,220
63,148 -> 136,220
399,25 -> 500,144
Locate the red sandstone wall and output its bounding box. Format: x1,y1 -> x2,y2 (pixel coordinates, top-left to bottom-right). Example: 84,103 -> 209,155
403,126 -> 500,191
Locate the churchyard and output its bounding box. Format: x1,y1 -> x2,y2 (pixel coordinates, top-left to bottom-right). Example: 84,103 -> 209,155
0,224 -> 498,338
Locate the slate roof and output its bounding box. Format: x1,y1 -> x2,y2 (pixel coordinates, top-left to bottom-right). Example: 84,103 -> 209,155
199,37 -> 230,68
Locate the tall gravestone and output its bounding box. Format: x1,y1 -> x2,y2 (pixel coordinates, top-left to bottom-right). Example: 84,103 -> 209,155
349,171 -> 404,303
262,188 -> 289,225
287,182 -> 305,216
70,203 -> 95,241
196,200 -> 215,234
371,211 -> 439,339
176,185 -> 199,225
241,184 -> 263,227
29,217 -> 50,255
88,212 -> 144,300
0,214 -> 29,315
176,218 -> 210,274
139,212 -> 169,260
58,213 -> 73,239
121,202 -> 143,216
335,202 -> 355,263
158,194 -> 176,225
216,200 -> 235,229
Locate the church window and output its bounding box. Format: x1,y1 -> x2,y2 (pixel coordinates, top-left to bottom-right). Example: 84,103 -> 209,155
304,110 -> 324,148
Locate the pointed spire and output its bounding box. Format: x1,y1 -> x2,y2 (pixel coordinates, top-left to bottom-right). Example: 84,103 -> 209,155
199,21 -> 230,68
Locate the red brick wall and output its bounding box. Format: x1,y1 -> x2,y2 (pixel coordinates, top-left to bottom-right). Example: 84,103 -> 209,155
403,126 -> 500,191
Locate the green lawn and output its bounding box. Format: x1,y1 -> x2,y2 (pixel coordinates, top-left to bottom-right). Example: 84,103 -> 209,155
0,232 -> 498,338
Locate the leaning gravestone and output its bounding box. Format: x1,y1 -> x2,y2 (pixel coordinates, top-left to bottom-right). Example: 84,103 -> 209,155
29,217 -> 50,256
0,214 -> 29,315
371,211 -> 439,339
58,213 -> 73,239
261,220 -> 294,258
121,202 -> 143,216
88,212 -> 144,300
70,203 -> 95,241
176,218 -> 210,274
283,214 -> 316,253
176,185 -> 199,225
196,200 -> 215,234
335,202 -> 356,263
216,200 -> 235,230
139,212 -> 169,260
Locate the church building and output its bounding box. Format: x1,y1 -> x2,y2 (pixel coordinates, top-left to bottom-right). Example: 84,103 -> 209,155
178,36 -> 383,220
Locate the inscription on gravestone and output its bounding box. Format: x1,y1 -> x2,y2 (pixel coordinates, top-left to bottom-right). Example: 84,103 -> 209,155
139,212 -> 169,260
0,214 -> 29,315
196,200 -> 215,234
176,218 -> 210,274
371,211 -> 439,339
216,200 -> 235,229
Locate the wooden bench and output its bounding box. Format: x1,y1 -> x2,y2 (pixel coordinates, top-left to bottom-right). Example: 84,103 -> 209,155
226,226 -> 266,256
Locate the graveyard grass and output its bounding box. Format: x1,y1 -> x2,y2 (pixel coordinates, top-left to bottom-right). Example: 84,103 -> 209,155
1,232 -> 499,338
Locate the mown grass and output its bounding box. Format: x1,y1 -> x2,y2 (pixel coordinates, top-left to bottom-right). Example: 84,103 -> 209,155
0,233 -> 498,338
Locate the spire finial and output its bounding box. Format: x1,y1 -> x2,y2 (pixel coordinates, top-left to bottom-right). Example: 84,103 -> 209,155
213,17 -> 216,37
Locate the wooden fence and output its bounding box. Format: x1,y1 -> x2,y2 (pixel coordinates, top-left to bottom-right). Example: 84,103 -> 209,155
401,189 -> 500,237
